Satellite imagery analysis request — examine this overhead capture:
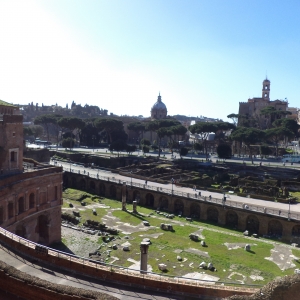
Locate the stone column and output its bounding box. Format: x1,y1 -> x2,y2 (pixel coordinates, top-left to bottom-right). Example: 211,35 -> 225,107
282,221 -> 294,243
133,201 -> 137,214
25,191 -> 28,210
122,181 -> 127,211
140,241 -> 150,274
218,208 -> 226,226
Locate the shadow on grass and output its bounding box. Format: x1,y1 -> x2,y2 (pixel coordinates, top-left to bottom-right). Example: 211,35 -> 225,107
126,210 -> 147,221
49,241 -> 75,255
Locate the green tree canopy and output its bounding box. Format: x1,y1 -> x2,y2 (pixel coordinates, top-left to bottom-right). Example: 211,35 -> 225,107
34,114 -> 61,142
94,118 -> 125,144
230,127 -> 265,163
217,144 -> 232,159
145,119 -> 181,157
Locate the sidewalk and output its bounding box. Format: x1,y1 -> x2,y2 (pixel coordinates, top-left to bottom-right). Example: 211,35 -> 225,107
0,244 -> 180,300
57,161 -> 300,220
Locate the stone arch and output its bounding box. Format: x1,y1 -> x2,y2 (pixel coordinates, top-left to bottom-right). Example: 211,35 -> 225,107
292,225 -> 300,237
99,183 -> 106,196
246,215 -> 260,233
190,203 -> 200,219
16,224 -> 26,238
89,180 -> 96,191
79,179 -> 86,190
37,215 -> 49,245
0,207 -> 3,224
133,190 -> 140,202
110,185 -> 117,198
63,175 -> 69,187
174,199 -> 184,215
71,177 -> 77,188
207,206 -> 219,223
29,193 -> 35,209
268,219 -> 283,238
18,197 -> 25,214
8,202 -> 14,219
159,196 -> 169,212
145,193 -> 154,207
226,210 -> 238,228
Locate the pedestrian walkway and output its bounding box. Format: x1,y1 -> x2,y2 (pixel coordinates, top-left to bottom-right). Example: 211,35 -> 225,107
56,161 -> 300,220
0,244 -> 182,300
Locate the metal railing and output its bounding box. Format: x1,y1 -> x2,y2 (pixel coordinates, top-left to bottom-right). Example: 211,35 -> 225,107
0,226 -> 260,291
65,166 -> 300,222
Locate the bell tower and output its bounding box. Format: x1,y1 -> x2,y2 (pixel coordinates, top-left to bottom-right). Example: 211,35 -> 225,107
262,78 -> 270,100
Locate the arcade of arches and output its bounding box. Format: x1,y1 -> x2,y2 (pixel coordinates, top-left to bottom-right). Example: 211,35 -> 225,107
0,167 -> 63,246
63,173 -> 300,243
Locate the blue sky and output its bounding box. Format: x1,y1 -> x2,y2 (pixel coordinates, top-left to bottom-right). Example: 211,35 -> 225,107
0,0 -> 300,121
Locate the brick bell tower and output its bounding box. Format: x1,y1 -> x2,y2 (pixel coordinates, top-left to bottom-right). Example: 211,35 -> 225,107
262,77 -> 270,101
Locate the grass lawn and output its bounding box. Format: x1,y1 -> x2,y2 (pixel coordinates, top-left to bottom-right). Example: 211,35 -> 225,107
62,188 -> 300,285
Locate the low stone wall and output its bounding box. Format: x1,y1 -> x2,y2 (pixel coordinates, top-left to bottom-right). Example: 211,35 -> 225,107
0,228 -> 254,299
0,259 -> 116,300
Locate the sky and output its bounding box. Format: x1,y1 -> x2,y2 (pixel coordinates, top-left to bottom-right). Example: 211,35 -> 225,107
0,0 -> 300,121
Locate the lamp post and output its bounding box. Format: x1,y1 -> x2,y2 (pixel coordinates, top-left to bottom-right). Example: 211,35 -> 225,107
288,199 -> 291,221
171,178 -> 175,195
69,159 -> 71,172
130,171 -> 133,188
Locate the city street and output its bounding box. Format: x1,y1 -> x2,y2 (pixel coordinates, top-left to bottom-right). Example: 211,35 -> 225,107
28,142 -> 300,169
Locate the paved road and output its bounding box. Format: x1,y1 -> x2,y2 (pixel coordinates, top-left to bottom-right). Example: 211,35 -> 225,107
29,143 -> 300,168
53,161 -> 300,220
0,243 -> 187,300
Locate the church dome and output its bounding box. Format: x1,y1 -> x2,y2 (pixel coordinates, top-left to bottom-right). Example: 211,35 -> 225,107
151,93 -> 167,119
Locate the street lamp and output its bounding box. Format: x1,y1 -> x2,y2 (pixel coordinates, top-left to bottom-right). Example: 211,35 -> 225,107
171,178 -> 175,195
130,171 -> 133,188
69,159 -> 71,172
288,199 -> 291,221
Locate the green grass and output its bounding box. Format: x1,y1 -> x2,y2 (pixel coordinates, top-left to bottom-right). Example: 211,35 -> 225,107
61,188 -> 300,286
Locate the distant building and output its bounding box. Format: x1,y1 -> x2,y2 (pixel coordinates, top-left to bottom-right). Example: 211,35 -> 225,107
238,78 -> 288,129
151,93 -> 167,119
287,107 -> 299,123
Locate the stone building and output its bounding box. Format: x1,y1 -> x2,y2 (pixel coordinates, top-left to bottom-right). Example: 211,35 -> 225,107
238,78 -> 288,129
0,100 -> 62,245
151,93 -> 167,120
0,100 -> 23,176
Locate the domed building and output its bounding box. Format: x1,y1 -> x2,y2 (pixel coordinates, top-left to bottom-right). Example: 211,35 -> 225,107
151,93 -> 167,119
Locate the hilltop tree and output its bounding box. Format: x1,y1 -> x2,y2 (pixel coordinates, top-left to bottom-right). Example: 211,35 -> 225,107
34,114 -> 59,142
57,117 -> 85,149
145,119 -> 179,157
227,113 -> 240,126
189,121 -> 235,158
230,127 -> 265,163
260,106 -> 292,129
265,127 -> 294,156
127,122 -> 146,144
94,118 -> 124,144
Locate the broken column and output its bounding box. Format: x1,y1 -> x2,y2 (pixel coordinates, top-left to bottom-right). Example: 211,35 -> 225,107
133,201 -> 137,214
122,181 -> 127,211
140,241 -> 150,274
